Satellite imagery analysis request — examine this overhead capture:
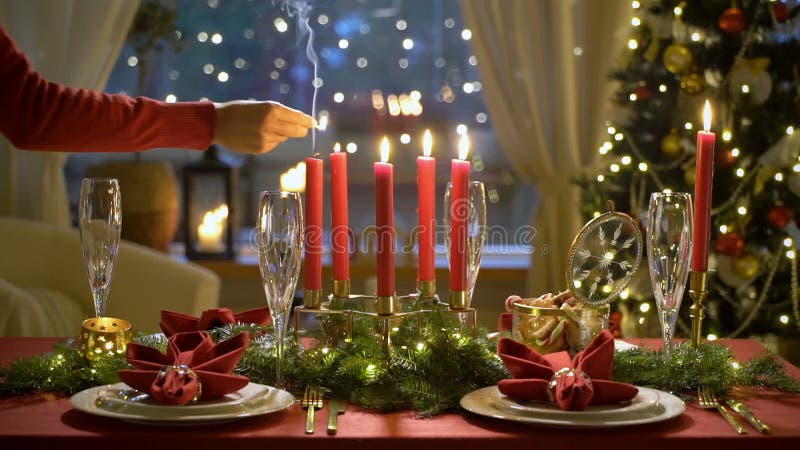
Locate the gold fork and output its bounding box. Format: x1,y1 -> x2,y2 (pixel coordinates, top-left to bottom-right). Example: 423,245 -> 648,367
302,385 -> 323,434
697,387 -> 746,434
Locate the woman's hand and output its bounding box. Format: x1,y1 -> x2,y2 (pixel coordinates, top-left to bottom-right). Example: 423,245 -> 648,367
213,100 -> 314,154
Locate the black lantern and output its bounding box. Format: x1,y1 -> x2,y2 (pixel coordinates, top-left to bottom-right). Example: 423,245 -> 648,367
183,145 -> 239,260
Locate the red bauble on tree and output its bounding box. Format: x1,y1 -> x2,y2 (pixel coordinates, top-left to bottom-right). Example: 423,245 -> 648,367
773,2 -> 789,22
716,231 -> 745,257
769,206 -> 793,228
719,7 -> 746,34
633,85 -> 652,101
715,148 -> 737,169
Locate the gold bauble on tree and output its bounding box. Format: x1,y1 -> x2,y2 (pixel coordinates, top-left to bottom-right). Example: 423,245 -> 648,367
681,71 -> 706,95
731,253 -> 760,279
684,166 -> 696,186
663,43 -> 693,74
661,129 -> 683,158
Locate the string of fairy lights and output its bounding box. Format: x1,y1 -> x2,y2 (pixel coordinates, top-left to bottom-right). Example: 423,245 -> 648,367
593,0 -> 800,335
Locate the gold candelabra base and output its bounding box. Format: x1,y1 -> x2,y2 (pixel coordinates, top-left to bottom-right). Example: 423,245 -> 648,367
293,289 -> 476,355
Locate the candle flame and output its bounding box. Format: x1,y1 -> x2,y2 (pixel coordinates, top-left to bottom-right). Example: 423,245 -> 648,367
423,129 -> 432,157
380,136 -> 391,163
703,100 -> 712,132
279,162 -> 307,192
458,133 -> 470,160
201,204 -> 229,227
333,142 -> 341,153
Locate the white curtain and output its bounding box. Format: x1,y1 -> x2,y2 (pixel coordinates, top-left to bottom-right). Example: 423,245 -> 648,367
461,0 -> 632,293
0,0 -> 139,227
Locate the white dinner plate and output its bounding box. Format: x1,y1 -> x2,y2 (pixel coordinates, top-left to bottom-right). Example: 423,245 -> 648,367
70,382 -> 294,425
489,385 -> 659,418
461,386 -> 684,428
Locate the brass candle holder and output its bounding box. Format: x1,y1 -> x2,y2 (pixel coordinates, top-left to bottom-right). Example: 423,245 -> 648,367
449,290 -> 468,310
688,270 -> 709,347
304,289 -> 323,309
332,279 -> 350,299
78,317 -> 132,359
417,280 -> 436,299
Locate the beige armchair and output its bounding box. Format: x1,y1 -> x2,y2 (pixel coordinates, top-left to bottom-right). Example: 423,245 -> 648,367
0,217 -> 220,336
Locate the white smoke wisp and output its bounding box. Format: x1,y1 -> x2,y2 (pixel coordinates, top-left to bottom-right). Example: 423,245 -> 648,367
278,0 -> 319,154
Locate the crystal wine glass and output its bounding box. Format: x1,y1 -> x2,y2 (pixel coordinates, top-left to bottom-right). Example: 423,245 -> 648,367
257,191 -> 303,386
79,178 -> 122,318
443,181 -> 487,306
646,192 -> 693,358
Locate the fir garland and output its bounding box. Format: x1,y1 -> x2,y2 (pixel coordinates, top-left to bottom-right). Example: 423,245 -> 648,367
614,343 -> 800,394
1,320 -> 798,415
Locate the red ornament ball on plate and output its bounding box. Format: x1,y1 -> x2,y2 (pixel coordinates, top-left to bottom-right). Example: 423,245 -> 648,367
719,7 -> 746,34
769,206 -> 793,228
773,2 -> 789,22
716,231 -> 745,257
715,149 -> 737,169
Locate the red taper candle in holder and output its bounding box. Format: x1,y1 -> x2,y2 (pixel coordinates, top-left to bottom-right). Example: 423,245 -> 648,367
330,142 -> 350,297
375,137 -> 395,314
304,156 -> 323,307
449,133 -> 470,309
417,130 -> 436,297
691,100 -> 715,272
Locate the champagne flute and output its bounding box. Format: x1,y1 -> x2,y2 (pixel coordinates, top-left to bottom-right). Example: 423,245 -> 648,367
443,181 -> 487,306
646,192 -> 693,358
79,178 -> 122,318
257,191 -> 303,387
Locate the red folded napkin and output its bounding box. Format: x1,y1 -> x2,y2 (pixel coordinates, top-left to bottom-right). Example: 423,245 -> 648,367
498,330 -> 637,411
160,307 -> 270,337
118,331 -> 250,405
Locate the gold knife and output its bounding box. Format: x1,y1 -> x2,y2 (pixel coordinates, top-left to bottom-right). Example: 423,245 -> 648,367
327,399 -> 346,435
725,399 -> 771,434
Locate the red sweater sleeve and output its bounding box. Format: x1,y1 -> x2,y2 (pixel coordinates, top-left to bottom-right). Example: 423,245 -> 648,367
0,26 -> 216,152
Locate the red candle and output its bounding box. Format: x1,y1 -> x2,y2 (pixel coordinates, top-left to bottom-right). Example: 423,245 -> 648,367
304,156 -> 323,290
417,130 -> 436,284
449,134 -> 471,292
375,137 -> 395,297
330,143 -> 350,282
691,100 -> 715,271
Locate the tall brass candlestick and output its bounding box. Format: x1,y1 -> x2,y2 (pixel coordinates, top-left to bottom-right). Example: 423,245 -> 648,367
688,270 -> 709,347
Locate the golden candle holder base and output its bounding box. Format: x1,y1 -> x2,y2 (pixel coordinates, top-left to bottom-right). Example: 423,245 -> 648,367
78,317 -> 132,359
417,280 -> 437,299
304,289 -> 323,309
449,290 -> 469,310
689,270 -> 709,347
332,279 -> 350,299
293,288 -> 476,355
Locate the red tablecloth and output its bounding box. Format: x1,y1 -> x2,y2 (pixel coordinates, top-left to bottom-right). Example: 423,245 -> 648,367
1,338 -> 798,450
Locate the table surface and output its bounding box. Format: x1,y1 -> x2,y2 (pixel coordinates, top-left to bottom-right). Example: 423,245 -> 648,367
1,338 -> 799,450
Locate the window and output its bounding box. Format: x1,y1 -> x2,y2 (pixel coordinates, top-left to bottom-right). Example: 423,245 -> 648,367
65,0 -> 536,264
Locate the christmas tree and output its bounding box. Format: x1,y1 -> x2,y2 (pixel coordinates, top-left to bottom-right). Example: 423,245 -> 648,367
580,0 -> 800,339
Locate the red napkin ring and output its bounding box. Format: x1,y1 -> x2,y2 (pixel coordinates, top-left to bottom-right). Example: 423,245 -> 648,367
546,367 -> 593,408
153,364 -> 203,404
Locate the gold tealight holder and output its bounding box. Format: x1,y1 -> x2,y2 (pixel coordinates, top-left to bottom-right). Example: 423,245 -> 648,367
78,317 -> 132,359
